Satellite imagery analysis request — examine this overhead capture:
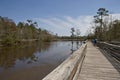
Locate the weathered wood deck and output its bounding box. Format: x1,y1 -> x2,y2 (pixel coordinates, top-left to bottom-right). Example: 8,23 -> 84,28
78,42 -> 120,80
42,41 -> 120,80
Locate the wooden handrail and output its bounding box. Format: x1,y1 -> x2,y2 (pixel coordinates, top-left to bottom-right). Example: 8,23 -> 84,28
42,43 -> 87,80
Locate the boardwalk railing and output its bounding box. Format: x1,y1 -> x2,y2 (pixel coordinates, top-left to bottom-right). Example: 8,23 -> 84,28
97,42 -> 120,61
42,43 -> 87,80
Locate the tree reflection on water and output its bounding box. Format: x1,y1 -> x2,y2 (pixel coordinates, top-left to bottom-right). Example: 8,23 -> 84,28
0,41 -> 51,69
0,41 -> 82,80
70,41 -> 82,54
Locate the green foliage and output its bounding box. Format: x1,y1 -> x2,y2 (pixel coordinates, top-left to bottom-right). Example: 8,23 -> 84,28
2,36 -> 16,45
0,16 -> 53,45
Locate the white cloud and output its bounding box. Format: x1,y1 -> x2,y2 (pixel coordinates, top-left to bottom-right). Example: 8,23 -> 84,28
64,16 -> 93,35
112,13 -> 120,20
34,14 -> 120,36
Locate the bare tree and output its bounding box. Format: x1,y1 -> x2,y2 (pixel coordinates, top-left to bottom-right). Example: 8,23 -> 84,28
71,27 -> 75,38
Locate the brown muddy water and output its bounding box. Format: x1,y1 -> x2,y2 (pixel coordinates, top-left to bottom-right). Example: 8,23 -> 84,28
0,41 -> 82,80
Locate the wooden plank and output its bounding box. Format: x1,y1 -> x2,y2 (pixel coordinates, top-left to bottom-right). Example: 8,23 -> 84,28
78,42 -> 120,80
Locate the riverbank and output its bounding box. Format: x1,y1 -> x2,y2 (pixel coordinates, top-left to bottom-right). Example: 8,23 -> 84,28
0,39 -> 49,46
0,38 -> 85,46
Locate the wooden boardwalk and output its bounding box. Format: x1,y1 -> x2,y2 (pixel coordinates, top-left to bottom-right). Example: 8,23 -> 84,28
78,42 -> 120,80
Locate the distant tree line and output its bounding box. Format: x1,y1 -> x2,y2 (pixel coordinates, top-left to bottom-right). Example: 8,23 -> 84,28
0,16 -> 53,45
89,8 -> 120,41
58,36 -> 86,41
58,28 -> 86,41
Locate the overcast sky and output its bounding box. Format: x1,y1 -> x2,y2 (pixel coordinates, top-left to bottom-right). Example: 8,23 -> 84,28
0,0 -> 120,36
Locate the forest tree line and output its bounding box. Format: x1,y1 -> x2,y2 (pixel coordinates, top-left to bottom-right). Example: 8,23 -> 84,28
0,16 -> 53,45
88,8 -> 120,41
